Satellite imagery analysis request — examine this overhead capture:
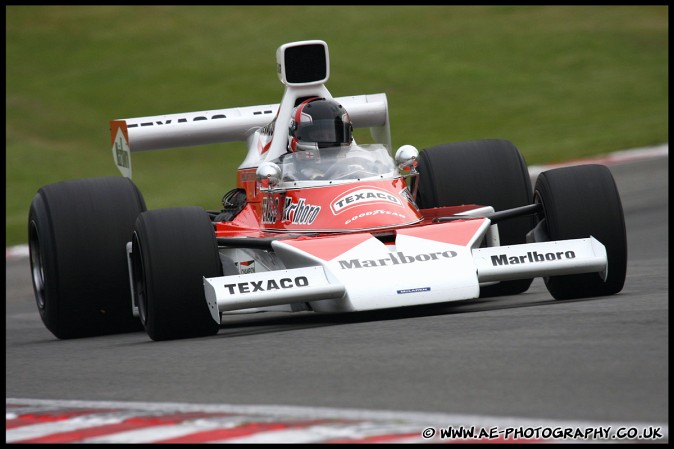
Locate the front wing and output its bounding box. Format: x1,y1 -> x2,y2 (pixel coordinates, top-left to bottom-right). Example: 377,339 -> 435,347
203,220 -> 607,323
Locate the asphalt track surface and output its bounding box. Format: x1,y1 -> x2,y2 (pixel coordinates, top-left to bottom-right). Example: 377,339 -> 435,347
6,155 -> 668,439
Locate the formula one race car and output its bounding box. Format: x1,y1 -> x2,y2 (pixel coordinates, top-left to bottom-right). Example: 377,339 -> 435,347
28,40 -> 627,341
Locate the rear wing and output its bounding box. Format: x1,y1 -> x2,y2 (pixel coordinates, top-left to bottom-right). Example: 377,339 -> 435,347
110,93 -> 391,178
111,40 -> 393,178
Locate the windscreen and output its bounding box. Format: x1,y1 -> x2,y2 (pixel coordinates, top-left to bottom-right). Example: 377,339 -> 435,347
278,144 -> 397,182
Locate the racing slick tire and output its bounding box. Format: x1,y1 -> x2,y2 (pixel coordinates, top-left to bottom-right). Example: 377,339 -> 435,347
131,206 -> 221,341
28,177 -> 146,339
534,164 -> 627,299
416,139 -> 535,297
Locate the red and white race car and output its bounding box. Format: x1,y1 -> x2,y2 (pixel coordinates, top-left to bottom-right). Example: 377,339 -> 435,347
28,40 -> 627,341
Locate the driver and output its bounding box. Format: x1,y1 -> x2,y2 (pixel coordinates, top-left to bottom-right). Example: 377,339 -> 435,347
286,97 -> 353,180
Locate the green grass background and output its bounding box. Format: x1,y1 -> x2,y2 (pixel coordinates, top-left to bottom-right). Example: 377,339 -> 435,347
6,5 -> 668,246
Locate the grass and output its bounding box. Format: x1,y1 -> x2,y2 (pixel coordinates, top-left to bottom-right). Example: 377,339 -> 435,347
6,5 -> 668,246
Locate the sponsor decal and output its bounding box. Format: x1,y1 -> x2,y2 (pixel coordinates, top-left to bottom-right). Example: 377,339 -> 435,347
114,136 -> 129,169
345,209 -> 407,225
491,250 -> 576,266
338,250 -> 457,269
223,276 -> 309,295
111,125 -> 132,177
330,187 -> 402,215
124,109 -> 273,129
282,197 -> 321,225
397,287 -> 431,294
236,260 -> 256,274
126,114 -> 227,127
262,196 -> 279,224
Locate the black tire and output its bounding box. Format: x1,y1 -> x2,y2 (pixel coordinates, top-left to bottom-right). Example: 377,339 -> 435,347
534,164 -> 627,299
28,177 -> 146,339
132,206 -> 221,341
416,139 -> 535,297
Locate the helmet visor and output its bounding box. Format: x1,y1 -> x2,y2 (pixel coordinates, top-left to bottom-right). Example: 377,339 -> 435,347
296,119 -> 352,146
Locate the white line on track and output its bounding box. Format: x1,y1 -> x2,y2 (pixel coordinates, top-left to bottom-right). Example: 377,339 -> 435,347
527,142 -> 668,178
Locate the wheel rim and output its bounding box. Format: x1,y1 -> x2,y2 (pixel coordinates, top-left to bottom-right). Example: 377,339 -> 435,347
28,221 -> 46,310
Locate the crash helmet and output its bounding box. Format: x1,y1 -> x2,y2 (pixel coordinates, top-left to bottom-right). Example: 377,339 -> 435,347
288,97 -> 353,153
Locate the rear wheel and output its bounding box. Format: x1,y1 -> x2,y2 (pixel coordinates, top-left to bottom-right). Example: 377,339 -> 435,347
416,139 -> 535,297
534,164 -> 627,299
131,206 -> 221,341
28,177 -> 146,339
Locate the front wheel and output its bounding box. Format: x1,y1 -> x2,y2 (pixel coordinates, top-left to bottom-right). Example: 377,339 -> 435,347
131,206 -> 222,341
534,164 -> 627,299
